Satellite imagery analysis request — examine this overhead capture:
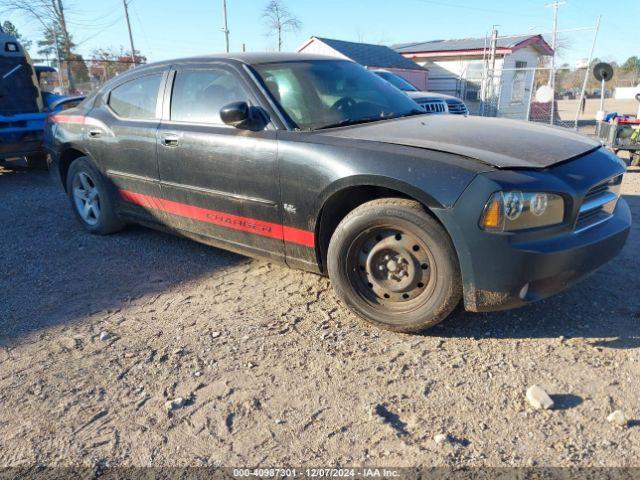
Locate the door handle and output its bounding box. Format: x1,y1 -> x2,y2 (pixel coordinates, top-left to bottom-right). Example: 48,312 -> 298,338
88,129 -> 102,138
161,134 -> 180,147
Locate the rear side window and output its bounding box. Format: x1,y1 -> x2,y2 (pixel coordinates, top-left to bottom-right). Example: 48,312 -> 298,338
108,74 -> 161,120
171,69 -> 250,124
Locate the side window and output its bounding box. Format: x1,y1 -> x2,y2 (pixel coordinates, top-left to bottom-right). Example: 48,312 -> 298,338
109,74 -> 162,120
171,69 -> 250,124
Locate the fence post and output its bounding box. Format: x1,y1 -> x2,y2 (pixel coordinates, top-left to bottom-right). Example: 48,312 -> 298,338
574,15 -> 601,130
526,66 -> 537,121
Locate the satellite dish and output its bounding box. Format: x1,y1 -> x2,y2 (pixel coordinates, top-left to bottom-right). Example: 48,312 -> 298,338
535,85 -> 554,103
593,62 -> 614,82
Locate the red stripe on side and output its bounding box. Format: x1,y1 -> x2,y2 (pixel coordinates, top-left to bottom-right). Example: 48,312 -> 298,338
282,226 -> 315,248
51,114 -> 86,124
119,190 -> 315,248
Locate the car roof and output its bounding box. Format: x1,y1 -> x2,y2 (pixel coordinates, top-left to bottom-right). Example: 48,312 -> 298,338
100,52 -> 350,91
144,52 -> 347,70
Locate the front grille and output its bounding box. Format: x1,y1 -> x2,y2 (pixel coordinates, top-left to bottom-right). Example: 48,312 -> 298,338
575,175 -> 623,232
419,100 -> 447,114
445,99 -> 468,115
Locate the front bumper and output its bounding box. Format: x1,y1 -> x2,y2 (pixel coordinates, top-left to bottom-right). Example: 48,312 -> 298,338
462,199 -> 630,311
439,148 -> 631,312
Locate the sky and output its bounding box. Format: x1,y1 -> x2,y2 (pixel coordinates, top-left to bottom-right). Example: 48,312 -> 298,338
4,0 -> 638,67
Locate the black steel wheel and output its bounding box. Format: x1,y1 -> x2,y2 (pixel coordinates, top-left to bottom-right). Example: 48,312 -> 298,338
327,198 -> 462,332
347,226 -> 436,310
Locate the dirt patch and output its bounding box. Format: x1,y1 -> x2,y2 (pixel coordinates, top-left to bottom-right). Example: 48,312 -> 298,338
1,165 -> 639,468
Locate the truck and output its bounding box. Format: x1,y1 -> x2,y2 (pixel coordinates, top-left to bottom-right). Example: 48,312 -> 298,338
0,27 -> 81,169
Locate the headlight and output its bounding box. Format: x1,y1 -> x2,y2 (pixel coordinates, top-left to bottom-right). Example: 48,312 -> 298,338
479,191 -> 564,232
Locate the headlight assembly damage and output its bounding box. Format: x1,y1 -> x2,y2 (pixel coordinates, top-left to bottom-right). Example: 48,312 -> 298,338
479,191 -> 565,232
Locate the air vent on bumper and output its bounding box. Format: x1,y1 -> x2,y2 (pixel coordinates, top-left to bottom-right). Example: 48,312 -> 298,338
575,175 -> 622,232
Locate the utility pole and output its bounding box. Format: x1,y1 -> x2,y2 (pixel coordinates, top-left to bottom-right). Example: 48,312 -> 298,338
52,26 -> 66,94
221,0 -> 230,52
486,26 -> 498,116
56,0 -> 75,92
123,0 -> 137,65
547,0 -> 565,125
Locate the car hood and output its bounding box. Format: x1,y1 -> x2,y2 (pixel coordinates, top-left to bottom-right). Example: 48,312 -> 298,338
319,114 -> 601,168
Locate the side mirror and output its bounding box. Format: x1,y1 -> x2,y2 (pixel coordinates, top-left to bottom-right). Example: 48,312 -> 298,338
220,101 -> 268,131
220,101 -> 250,127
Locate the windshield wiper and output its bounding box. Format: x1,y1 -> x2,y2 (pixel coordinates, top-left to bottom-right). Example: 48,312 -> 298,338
314,110 -> 427,130
314,116 -> 388,130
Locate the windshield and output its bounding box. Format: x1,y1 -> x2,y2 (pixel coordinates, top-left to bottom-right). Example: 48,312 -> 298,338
253,60 -> 422,130
373,71 -> 419,92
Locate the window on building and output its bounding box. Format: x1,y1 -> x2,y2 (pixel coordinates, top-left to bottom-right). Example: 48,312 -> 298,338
510,61 -> 528,104
109,74 -> 162,120
170,69 -> 250,124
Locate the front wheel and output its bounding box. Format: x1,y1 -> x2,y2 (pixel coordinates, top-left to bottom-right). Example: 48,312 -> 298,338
327,198 -> 462,333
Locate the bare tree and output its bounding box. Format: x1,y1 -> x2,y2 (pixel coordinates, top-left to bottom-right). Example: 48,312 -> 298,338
0,0 -> 75,91
262,0 -> 301,52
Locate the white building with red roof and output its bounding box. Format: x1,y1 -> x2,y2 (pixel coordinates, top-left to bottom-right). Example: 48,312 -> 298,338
393,34 -> 554,118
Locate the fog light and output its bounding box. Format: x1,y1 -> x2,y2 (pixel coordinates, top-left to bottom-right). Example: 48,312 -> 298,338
519,283 -> 530,300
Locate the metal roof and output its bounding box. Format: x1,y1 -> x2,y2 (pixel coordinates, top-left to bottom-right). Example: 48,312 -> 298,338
312,37 -> 425,70
392,35 -> 553,55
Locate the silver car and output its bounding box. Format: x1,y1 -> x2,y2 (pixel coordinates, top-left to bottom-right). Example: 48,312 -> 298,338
372,69 -> 468,115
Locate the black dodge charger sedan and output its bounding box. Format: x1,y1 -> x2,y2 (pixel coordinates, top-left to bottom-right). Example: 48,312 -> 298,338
45,53 -> 631,332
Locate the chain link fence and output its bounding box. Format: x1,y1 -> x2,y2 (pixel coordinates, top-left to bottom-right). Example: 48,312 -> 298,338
478,65 -> 639,133
417,26 -> 640,133
33,57 -> 143,96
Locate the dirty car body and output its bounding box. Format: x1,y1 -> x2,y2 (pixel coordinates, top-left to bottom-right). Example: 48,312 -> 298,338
46,53 -> 630,323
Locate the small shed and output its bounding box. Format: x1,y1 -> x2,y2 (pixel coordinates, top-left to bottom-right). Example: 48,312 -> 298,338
297,36 -> 428,90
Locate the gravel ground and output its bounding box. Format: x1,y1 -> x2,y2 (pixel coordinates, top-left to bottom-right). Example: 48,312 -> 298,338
0,164 -> 639,469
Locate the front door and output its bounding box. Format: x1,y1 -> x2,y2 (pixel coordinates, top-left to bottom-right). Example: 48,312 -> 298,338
155,64 -> 283,260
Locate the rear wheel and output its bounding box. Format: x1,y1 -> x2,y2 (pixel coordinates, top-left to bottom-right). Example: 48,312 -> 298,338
327,198 -> 462,333
66,157 -> 124,235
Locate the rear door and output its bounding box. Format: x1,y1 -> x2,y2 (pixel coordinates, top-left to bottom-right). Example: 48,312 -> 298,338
84,67 -> 167,223
155,63 -> 284,260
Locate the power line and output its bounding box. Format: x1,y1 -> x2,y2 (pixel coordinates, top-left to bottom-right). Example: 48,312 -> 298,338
130,1 -> 153,59
411,0 -> 542,17
75,15 -> 124,46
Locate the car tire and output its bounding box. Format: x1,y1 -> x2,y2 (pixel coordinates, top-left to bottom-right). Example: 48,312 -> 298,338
25,153 -> 48,170
66,157 -> 124,235
327,198 -> 462,333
